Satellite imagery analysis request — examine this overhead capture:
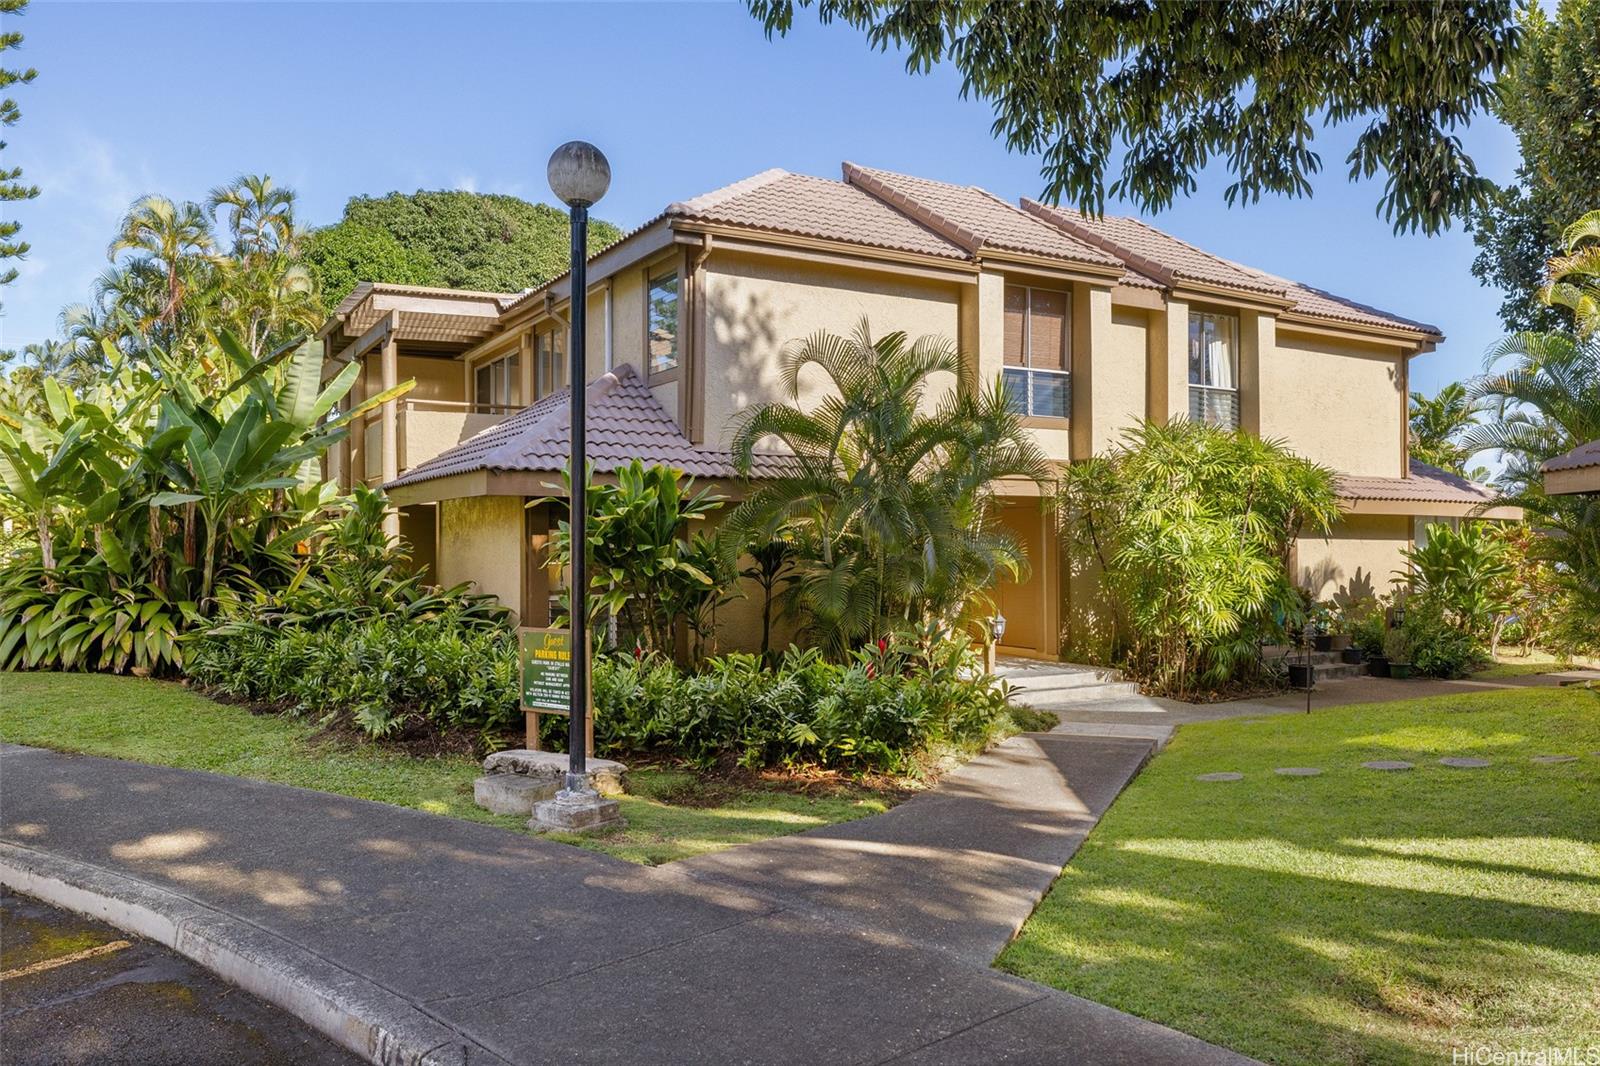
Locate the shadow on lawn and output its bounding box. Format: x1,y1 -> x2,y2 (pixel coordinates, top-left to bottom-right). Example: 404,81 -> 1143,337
1001,830 -> 1600,1066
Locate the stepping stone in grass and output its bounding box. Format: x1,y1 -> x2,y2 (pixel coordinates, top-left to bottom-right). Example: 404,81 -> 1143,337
1439,757 -> 1491,769
1196,772 -> 1244,782
1532,755 -> 1578,765
1274,767 -> 1323,776
1361,760 -> 1414,771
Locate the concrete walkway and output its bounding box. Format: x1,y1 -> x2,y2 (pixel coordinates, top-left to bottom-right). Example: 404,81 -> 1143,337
0,732 -> 1250,1066
999,658 -> 1597,747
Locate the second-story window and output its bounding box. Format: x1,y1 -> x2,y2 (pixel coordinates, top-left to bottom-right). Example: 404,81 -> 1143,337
474,350 -> 520,414
648,268 -> 679,375
1003,283 -> 1070,418
536,327 -> 566,399
1188,311 -> 1239,429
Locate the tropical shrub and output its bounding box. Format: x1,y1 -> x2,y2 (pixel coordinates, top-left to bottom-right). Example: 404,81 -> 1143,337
592,633 -> 1040,772
188,612 -> 520,741
727,319 -> 1050,658
1058,420 -> 1341,698
1400,522 -> 1513,642
1397,594 -> 1488,678
541,460 -> 726,662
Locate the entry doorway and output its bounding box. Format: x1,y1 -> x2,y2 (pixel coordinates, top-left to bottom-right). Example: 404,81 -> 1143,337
988,499 -> 1059,661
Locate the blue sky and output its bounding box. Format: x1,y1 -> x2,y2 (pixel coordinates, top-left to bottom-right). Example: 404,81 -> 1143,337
4,1 -> 1522,399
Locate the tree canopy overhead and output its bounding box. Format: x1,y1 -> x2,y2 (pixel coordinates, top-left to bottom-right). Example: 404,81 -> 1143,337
1471,0 -> 1600,333
748,0 -> 1519,234
304,190 -> 623,309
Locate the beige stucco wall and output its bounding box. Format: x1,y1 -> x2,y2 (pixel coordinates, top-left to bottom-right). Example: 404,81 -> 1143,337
437,496 -> 525,617
1262,329 -> 1406,478
397,354 -> 464,404
1090,306 -> 1149,454
700,251 -> 964,452
1296,513 -> 1411,601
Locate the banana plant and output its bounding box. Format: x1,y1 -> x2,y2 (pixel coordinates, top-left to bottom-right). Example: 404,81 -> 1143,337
148,331 -> 413,606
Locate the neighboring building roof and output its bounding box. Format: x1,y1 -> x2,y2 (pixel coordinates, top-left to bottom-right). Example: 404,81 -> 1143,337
665,169 -> 969,260
842,162 -> 1124,268
1542,438 -> 1600,474
387,364 -> 796,489
1336,460 -> 1500,508
1020,201 -> 1442,338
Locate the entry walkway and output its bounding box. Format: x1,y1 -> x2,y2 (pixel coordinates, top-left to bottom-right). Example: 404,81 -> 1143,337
0,734 -> 1250,1065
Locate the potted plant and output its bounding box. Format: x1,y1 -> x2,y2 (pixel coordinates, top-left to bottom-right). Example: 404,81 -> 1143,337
1287,659 -> 1316,689
1383,628 -> 1416,680
1350,612 -> 1385,670
1311,602 -> 1341,651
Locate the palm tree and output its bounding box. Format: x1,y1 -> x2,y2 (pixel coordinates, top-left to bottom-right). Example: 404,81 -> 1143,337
1464,330 -> 1600,492
727,319 -> 1051,656
208,174 -> 299,258
1409,382 -> 1486,475
1543,209 -> 1600,338
107,196 -> 215,327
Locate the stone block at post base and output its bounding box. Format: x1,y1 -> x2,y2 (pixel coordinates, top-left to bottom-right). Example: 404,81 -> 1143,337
473,774 -> 559,816
529,788 -> 625,833
481,749 -> 627,794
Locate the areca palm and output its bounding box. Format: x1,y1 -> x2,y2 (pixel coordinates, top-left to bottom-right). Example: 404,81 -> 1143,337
107,195 -> 215,327
1543,209 -> 1600,338
728,319 -> 1050,656
208,174 -> 299,258
1464,330 -> 1600,492
1409,382 -> 1485,474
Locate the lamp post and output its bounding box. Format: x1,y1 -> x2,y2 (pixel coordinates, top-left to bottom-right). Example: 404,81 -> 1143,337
547,141 -> 611,800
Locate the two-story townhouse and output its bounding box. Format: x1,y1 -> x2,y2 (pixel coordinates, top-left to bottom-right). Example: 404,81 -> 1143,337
319,162 -> 1514,662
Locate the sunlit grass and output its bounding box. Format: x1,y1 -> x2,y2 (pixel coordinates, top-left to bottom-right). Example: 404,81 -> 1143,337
1475,647 -> 1600,679
0,673 -> 897,864
999,686 -> 1600,1066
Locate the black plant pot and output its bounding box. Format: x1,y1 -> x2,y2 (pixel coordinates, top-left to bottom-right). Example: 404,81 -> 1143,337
1340,647 -> 1366,665
1288,663 -> 1316,689
1313,634 -> 1335,652
1367,655 -> 1390,678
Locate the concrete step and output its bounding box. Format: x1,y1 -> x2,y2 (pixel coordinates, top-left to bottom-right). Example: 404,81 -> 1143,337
1005,678 -> 1143,702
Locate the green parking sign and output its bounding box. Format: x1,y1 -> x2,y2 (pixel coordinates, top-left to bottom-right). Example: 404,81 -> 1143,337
520,627 -> 571,713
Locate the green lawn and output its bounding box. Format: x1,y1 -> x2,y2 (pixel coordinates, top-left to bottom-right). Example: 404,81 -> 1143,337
0,673 -> 897,865
1000,686 -> 1600,1066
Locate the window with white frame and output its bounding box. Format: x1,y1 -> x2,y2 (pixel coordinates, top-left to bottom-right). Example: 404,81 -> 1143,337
1002,283 -> 1071,418
647,268 -> 679,375
535,327 -> 566,399
473,350 -> 520,413
1188,310 -> 1239,428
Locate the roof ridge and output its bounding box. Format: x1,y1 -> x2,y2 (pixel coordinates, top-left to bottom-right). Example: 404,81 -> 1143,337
841,161 -> 984,254
668,168 -> 790,216
1020,199 -> 1174,285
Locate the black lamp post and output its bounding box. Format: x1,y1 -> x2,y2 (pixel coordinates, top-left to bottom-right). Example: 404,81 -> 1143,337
547,141 -> 611,795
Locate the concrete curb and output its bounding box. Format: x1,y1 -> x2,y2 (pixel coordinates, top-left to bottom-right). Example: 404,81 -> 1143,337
0,842 -> 512,1066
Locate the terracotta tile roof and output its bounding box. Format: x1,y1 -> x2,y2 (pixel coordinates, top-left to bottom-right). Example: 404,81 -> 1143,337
1243,270 -> 1442,337
1021,203 -> 1286,296
1336,460 -> 1499,507
666,169 -> 969,260
1543,439 -> 1600,473
842,163 -> 1123,267
387,364 -> 796,489
1021,201 -> 1442,337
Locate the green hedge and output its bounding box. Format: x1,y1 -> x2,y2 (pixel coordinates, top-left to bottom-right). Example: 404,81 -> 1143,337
189,621 -> 1038,772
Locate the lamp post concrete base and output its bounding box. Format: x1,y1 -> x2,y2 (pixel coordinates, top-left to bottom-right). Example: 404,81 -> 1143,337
529,787 -> 625,834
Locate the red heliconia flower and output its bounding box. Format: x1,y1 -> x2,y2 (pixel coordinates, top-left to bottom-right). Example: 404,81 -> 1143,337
865,664 -> 876,679
877,637 -> 888,653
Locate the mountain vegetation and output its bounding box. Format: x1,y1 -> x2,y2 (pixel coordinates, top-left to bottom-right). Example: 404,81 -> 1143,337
304,190 -> 624,308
